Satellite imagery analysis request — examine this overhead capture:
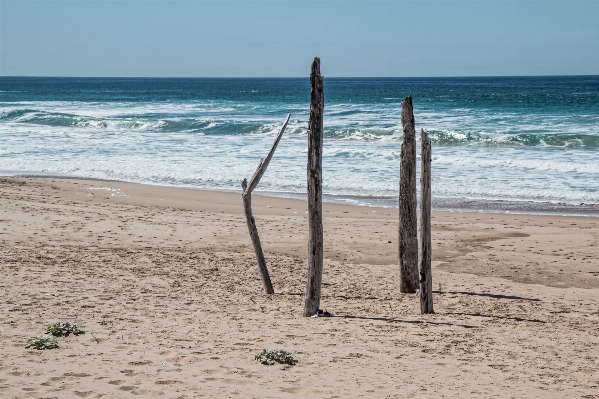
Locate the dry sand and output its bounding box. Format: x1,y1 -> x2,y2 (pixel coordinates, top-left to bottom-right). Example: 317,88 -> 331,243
1,176 -> 598,398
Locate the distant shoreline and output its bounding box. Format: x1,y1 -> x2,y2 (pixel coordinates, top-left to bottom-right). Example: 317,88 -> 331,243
3,172 -> 598,217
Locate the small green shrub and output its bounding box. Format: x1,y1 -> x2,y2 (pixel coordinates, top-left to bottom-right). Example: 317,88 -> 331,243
47,322 -> 85,337
255,349 -> 298,366
25,335 -> 58,350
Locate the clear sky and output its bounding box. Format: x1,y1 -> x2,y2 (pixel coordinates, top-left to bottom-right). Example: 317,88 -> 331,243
1,0 -> 597,77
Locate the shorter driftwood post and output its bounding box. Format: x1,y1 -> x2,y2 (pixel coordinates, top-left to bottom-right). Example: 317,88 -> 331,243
419,129 -> 433,313
303,57 -> 324,317
241,114 -> 291,294
399,96 -> 418,293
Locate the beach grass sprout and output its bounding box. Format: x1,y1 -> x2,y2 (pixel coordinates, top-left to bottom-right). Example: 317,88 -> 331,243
47,322 -> 85,337
25,335 -> 59,350
255,349 -> 298,366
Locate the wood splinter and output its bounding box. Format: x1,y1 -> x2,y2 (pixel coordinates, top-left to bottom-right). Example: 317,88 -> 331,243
241,114 -> 291,294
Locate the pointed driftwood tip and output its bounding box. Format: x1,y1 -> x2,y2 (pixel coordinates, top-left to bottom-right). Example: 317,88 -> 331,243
311,57 -> 321,75
402,96 -> 412,107
421,129 -> 430,144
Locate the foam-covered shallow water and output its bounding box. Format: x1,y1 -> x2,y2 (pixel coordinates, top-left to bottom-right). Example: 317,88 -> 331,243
1,76 -> 598,215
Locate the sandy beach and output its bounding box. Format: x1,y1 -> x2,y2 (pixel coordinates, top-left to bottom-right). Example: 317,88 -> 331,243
1,176 -> 598,398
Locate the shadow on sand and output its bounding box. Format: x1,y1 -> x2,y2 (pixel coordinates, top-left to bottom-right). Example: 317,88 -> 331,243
339,315 -> 478,329
435,290 -> 541,302
445,312 -> 546,324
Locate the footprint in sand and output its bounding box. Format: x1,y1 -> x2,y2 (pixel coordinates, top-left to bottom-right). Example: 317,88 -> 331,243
155,380 -> 182,385
222,378 -> 254,386
73,391 -> 94,398
280,386 -> 308,394
128,360 -> 152,366
64,373 -> 91,378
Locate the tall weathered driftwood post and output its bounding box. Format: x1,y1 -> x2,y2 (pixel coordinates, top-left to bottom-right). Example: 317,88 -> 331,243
399,96 -> 418,293
419,129 -> 434,313
303,57 -> 324,317
241,114 -> 291,295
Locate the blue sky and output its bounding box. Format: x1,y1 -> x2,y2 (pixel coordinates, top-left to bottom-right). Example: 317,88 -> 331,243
1,0 -> 597,77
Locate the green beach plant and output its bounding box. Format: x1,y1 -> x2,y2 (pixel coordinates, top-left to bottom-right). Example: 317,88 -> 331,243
25,335 -> 59,350
47,322 -> 85,337
255,349 -> 298,366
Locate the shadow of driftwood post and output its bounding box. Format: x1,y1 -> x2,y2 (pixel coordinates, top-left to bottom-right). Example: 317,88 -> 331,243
241,114 -> 291,294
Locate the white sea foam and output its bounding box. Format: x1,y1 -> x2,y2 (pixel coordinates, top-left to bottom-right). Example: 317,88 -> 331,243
2,94 -> 599,211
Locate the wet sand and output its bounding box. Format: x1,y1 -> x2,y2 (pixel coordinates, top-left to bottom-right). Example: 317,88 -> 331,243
1,177 -> 598,398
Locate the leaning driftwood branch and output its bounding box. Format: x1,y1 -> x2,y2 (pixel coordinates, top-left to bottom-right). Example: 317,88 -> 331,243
419,129 -> 434,313
242,114 -> 291,294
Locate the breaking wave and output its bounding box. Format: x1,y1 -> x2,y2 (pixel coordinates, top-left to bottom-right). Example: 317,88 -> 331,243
2,76 -> 599,212
2,107 -> 598,148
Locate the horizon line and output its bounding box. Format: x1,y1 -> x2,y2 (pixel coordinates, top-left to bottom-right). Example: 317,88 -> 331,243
1,74 -> 598,79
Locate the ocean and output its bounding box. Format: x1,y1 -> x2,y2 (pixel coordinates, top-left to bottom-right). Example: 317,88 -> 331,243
1,76 -> 598,215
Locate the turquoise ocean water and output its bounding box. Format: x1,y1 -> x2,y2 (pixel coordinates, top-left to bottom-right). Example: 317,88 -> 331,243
1,76 -> 598,215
